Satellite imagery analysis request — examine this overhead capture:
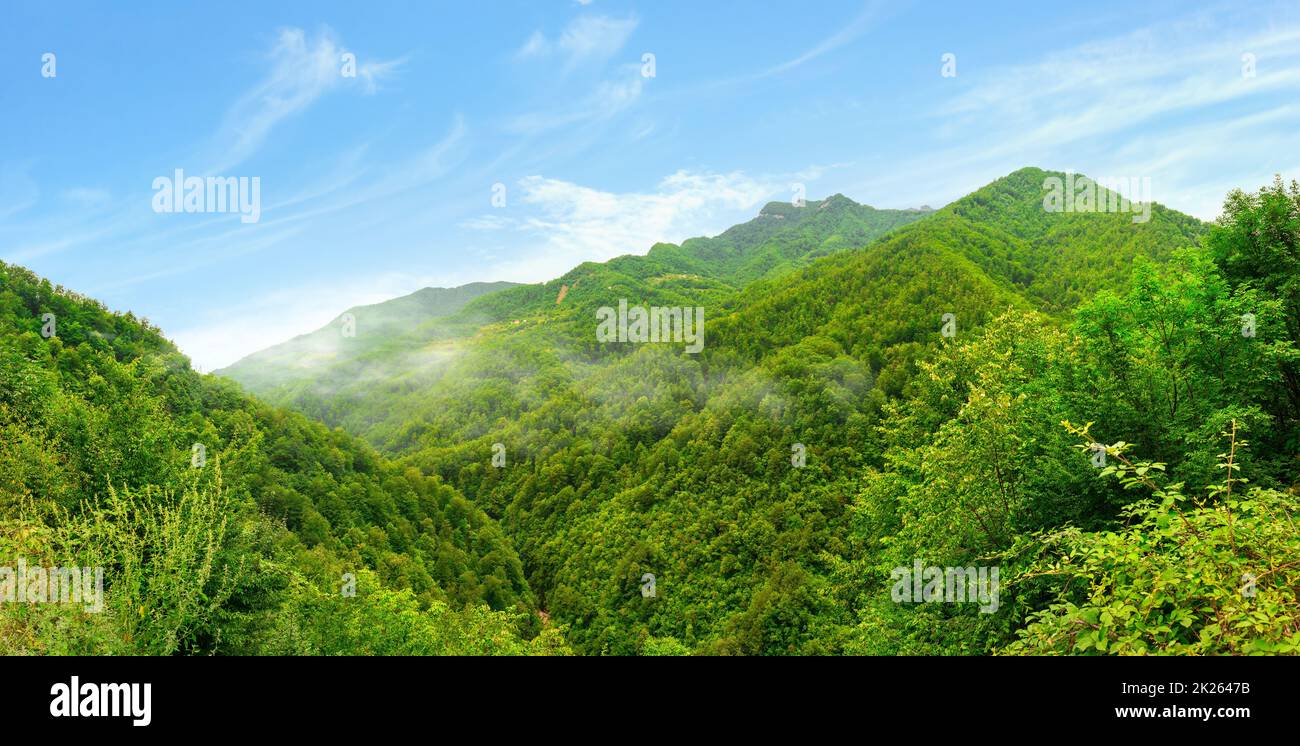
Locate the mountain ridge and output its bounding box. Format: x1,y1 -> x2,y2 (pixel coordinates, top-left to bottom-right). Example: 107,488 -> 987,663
4,166 -> 1295,657
217,280 -> 520,391
218,168 -> 1211,434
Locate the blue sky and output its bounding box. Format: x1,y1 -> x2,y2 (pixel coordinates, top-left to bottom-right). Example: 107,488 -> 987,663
3,0 -> 1300,370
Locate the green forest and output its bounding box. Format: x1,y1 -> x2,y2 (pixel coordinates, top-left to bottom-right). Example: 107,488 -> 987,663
3,167 -> 1297,655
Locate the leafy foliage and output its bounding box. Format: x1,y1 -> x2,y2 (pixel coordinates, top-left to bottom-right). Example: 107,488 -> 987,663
4,169 -> 1297,655
1004,422 -> 1300,655
0,262 -> 543,654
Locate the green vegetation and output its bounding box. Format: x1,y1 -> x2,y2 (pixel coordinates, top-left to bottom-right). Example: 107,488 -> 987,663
3,168 -> 1296,655
217,280 -> 518,393
0,265 -> 555,654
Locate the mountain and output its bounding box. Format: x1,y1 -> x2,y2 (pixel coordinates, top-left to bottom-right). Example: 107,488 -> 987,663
711,166 -> 1209,365
7,167 -> 1296,656
202,167 -> 1300,657
0,264 -> 559,655
458,194 -> 935,325
218,281 -> 519,393
220,195 -> 935,429
233,168 -> 1208,442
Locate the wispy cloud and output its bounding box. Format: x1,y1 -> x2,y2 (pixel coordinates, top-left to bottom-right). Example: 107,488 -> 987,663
517,30 -> 548,59
515,14 -> 639,72
655,1 -> 888,101
848,6 -> 1300,220
203,27 -> 405,172
15,2 -> 1300,374
172,272 -> 423,372
941,16 -> 1300,146
60,187 -> 112,207
462,169 -> 778,281
179,164 -> 810,370
503,71 -> 644,134
0,162 -> 39,221
252,114 -> 469,230
763,0 -> 887,76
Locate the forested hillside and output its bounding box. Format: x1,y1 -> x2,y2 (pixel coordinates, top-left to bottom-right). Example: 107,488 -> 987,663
217,167 -> 1299,655
220,195 -> 933,425
0,265 -> 563,654
4,168 -> 1297,655
218,281 -> 519,392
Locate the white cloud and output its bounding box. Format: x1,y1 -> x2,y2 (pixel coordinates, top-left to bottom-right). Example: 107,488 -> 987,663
250,115 -> 469,229
464,170 -> 777,282
764,0 -> 886,76
204,28 -> 404,172
517,30 -> 548,58
0,162 -> 39,220
177,163 -> 856,369
460,214 -> 512,231
940,20 -> 1300,154
515,15 -> 638,71
2,31 -> 410,266
559,15 -> 638,67
172,271 -> 431,372
60,187 -> 112,208
847,6 -> 1300,221
503,70 -> 644,134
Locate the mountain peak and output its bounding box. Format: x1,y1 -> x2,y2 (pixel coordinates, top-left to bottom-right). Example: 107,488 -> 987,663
758,193 -> 861,219
818,193 -> 857,208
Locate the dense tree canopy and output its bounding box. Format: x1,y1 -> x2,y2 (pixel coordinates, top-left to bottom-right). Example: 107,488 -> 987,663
3,168 -> 1296,655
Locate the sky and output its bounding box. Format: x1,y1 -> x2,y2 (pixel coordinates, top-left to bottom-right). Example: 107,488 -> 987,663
3,0 -> 1300,371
